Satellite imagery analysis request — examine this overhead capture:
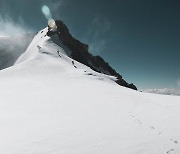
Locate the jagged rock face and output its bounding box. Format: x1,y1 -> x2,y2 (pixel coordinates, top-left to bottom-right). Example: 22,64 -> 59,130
48,20 -> 137,90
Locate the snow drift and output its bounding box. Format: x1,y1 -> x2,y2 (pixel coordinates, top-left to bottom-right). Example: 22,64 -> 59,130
0,26 -> 179,154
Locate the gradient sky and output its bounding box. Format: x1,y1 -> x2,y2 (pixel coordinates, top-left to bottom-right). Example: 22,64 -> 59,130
0,0 -> 180,90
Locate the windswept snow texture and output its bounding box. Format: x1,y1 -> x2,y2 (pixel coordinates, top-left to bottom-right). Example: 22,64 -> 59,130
0,28 -> 180,154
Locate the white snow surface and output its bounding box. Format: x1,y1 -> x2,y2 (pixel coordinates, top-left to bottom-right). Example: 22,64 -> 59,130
0,28 -> 180,154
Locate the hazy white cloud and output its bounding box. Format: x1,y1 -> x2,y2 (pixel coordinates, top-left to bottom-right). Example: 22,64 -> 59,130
83,17 -> 112,55
49,0 -> 63,13
144,88 -> 180,96
0,34 -> 34,70
177,79 -> 180,88
92,17 -> 112,33
0,2 -> 34,69
0,15 -> 33,36
0,4 -> 33,36
89,39 -> 107,55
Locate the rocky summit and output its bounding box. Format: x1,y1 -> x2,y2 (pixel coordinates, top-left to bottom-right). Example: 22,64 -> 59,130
47,20 -> 137,90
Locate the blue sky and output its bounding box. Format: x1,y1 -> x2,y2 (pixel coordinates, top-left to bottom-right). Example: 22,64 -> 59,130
0,0 -> 180,90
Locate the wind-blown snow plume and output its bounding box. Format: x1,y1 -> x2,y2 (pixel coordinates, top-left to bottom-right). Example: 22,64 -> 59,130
0,34 -> 35,70
0,13 -> 32,36
0,5 -> 34,70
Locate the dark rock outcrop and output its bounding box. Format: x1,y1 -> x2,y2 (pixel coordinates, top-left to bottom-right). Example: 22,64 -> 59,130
47,20 -> 137,90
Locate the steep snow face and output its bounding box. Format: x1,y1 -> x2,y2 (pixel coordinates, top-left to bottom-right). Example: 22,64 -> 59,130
0,28 -> 180,154
15,27 -> 116,82
16,28 -> 70,64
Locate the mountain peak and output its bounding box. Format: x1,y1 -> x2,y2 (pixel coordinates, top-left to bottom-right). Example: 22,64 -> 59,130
47,20 -> 137,90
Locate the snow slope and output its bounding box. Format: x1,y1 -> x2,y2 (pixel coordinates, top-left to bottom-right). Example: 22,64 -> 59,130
0,28 -> 180,154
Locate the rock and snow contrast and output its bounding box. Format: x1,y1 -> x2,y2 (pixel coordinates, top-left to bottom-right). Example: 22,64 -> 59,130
0,22 -> 180,154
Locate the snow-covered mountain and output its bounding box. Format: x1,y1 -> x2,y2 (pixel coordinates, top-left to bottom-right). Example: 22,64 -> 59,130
47,20 -> 137,90
144,88 -> 180,96
0,25 -> 180,154
0,34 -> 35,70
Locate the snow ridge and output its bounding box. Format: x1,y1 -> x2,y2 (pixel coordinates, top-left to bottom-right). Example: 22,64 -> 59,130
15,27 -> 117,83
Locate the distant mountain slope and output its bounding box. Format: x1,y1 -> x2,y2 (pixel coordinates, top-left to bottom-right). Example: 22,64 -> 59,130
0,34 -> 35,70
144,88 -> 180,96
47,20 -> 137,90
